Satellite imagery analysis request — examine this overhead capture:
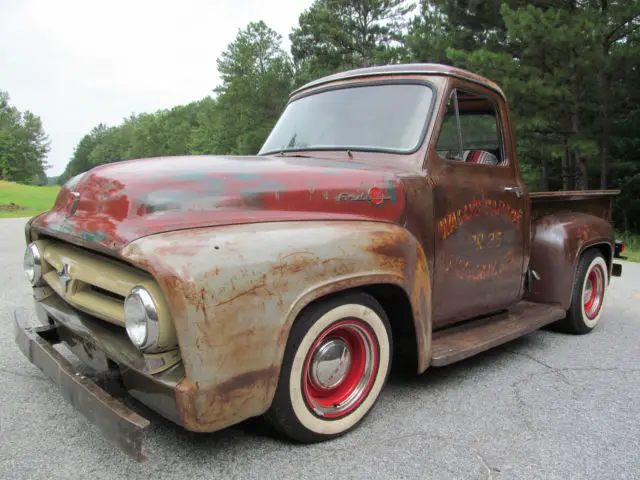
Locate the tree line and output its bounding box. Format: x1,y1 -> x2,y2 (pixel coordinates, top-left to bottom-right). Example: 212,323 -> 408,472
0,91 -> 50,185
46,1 -> 640,231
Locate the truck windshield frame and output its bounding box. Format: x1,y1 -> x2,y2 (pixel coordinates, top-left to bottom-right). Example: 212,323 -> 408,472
259,80 -> 437,156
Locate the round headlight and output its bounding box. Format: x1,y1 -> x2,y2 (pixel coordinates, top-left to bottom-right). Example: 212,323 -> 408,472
24,243 -> 42,285
124,286 -> 159,351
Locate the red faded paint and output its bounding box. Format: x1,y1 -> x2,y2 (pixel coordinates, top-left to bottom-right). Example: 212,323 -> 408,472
33,155 -> 406,251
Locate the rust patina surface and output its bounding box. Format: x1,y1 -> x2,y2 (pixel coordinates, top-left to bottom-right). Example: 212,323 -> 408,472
120,221 -> 430,431
19,63 -> 621,457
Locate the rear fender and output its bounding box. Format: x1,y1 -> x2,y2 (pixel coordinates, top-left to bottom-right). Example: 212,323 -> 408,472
121,220 -> 431,432
525,212 -> 614,309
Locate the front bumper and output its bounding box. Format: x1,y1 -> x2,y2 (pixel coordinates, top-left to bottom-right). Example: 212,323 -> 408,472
14,294 -> 186,461
14,307 -> 150,461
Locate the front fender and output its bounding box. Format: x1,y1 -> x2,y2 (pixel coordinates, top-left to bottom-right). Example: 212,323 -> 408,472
121,220 -> 431,432
525,212 -> 614,309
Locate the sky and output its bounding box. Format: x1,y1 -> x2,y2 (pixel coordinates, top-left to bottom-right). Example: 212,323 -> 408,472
0,0 -> 316,176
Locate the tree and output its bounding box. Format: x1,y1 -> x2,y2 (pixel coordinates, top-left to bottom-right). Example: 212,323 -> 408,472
585,0 -> 640,188
59,124 -> 107,183
209,21 -> 294,155
0,90 -> 50,183
290,0 -> 415,84
429,0 -> 640,191
188,96 -> 221,154
404,2 -> 452,64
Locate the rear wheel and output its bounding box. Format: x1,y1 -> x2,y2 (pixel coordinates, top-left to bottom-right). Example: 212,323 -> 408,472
556,249 -> 608,334
266,292 -> 392,443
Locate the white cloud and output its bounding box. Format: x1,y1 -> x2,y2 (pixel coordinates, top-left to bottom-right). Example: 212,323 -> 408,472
0,0 -> 314,175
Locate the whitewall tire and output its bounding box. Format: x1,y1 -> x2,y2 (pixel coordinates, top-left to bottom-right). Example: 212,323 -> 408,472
266,291 -> 392,443
557,249 -> 609,334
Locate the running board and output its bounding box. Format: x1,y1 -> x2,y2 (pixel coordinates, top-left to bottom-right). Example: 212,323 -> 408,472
430,301 -> 566,367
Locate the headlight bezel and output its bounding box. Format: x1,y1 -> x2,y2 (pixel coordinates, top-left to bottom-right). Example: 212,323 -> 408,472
124,286 -> 160,351
24,243 -> 43,286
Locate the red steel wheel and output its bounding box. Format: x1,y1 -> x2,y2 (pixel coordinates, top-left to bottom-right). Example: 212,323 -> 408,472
555,249 -> 609,334
266,292 -> 392,443
582,263 -> 606,323
302,319 -> 379,419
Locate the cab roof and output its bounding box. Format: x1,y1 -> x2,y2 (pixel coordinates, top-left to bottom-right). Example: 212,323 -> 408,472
291,63 -> 506,101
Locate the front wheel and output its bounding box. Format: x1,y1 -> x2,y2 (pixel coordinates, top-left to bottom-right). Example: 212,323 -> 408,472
555,249 -> 608,334
266,292 -> 392,443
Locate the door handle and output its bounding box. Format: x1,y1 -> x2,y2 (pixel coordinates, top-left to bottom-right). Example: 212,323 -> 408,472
504,186 -> 523,198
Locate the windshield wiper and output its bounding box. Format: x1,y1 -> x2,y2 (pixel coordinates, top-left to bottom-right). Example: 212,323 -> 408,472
276,140 -> 312,157
275,151 -> 312,158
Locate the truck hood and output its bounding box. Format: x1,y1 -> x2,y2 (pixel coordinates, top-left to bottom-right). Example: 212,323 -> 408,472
32,155 -> 406,252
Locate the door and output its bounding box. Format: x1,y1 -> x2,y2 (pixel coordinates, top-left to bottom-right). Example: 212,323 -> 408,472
430,86 -> 526,328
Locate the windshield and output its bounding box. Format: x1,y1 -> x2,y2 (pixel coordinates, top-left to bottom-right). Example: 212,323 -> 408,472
259,83 -> 434,155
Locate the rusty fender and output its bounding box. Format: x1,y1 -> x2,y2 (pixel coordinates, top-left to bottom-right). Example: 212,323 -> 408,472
121,220 -> 431,432
525,212 -> 614,309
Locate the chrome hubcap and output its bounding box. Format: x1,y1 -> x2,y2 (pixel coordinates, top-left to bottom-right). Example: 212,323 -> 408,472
583,281 -> 593,304
303,319 -> 379,418
310,338 -> 351,390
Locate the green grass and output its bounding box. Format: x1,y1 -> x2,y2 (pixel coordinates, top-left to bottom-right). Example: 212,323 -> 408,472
616,232 -> 640,263
0,181 -> 60,218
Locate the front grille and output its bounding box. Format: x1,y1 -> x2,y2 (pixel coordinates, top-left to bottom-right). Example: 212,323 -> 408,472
89,284 -> 126,301
38,240 -> 153,326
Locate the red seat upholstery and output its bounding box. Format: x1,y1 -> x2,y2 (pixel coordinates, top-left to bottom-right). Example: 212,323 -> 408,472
463,150 -> 499,165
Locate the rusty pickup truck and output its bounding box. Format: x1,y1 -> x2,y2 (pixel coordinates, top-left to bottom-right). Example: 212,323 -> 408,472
16,63 -> 623,460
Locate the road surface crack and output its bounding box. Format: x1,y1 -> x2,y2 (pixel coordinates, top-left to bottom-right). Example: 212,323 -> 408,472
504,350 -> 570,384
504,349 -> 640,376
556,367 -> 640,373
473,448 -> 500,479
503,350 -> 554,369
507,350 -> 640,436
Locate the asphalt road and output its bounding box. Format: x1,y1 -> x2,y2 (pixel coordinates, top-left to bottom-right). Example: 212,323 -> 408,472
1,216 -> 639,480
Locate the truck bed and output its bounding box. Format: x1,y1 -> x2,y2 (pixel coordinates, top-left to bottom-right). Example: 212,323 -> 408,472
529,190 -> 620,222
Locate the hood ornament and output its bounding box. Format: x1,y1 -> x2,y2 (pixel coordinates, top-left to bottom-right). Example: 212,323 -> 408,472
59,264 -> 72,294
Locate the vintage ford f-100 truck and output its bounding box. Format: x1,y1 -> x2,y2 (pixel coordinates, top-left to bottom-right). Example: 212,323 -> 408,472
15,63 -> 623,460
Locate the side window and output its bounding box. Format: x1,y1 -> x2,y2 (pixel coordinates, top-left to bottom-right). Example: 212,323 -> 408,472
435,89 -> 504,166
